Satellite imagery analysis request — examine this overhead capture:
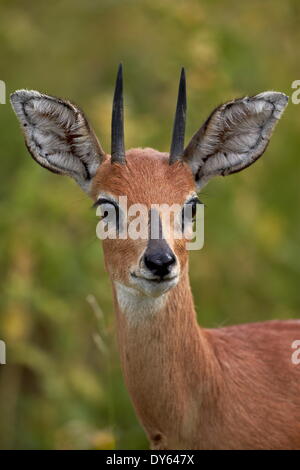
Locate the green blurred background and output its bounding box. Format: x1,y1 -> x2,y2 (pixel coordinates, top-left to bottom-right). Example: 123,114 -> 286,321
0,0 -> 300,450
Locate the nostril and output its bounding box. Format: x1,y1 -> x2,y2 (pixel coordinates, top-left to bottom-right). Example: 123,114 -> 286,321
144,251 -> 176,278
163,252 -> 176,267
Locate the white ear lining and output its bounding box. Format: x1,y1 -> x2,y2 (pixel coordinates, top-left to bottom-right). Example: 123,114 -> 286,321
10,89 -> 105,194
184,91 -> 288,190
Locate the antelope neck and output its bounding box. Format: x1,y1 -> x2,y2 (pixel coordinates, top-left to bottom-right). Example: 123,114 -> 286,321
111,266 -> 221,446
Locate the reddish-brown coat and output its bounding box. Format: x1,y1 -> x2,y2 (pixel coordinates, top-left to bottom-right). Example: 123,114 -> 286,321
93,149 -> 300,450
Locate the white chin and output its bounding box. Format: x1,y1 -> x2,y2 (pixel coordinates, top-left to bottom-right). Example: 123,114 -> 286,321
130,275 -> 179,297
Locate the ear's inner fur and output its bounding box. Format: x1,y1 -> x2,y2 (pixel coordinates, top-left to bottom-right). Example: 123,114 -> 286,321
10,90 -> 104,194
183,92 -> 288,190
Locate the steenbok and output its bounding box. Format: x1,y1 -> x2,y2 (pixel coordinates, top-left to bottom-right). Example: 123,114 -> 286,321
11,66 -> 300,449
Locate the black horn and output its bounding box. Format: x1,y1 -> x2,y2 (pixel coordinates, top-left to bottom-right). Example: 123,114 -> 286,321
111,63 -> 126,164
169,68 -> 187,164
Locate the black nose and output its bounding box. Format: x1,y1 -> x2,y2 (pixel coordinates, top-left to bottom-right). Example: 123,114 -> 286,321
144,251 -> 176,278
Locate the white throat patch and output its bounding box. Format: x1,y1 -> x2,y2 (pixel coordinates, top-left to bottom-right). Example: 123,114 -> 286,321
114,282 -> 167,326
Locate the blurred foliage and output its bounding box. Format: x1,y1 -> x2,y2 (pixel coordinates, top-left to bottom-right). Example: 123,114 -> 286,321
0,0 -> 300,450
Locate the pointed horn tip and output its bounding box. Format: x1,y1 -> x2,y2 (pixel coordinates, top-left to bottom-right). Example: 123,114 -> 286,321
180,67 -> 186,84
115,64 -> 123,92
179,68 -> 187,97
117,63 -> 123,75
111,63 -> 125,164
169,67 -> 187,164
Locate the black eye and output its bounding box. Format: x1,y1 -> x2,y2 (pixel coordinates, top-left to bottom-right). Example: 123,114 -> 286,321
182,197 -> 201,231
190,201 -> 198,219
93,198 -> 120,229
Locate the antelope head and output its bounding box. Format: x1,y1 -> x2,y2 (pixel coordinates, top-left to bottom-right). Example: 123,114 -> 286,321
10,66 -> 288,300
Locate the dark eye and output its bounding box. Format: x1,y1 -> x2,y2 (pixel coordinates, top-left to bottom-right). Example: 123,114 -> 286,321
190,200 -> 198,219
93,198 -> 120,229
182,197 -> 201,231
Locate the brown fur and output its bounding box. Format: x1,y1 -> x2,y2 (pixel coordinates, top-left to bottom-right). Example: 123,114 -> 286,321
93,149 -> 300,450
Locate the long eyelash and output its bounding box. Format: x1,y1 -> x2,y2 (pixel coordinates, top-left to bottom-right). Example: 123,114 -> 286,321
181,199 -> 199,232
92,198 -> 120,231
187,197 -> 203,206
92,198 -> 117,209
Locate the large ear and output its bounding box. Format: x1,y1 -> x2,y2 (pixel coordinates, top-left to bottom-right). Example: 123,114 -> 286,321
183,92 -> 288,190
10,90 -> 105,194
